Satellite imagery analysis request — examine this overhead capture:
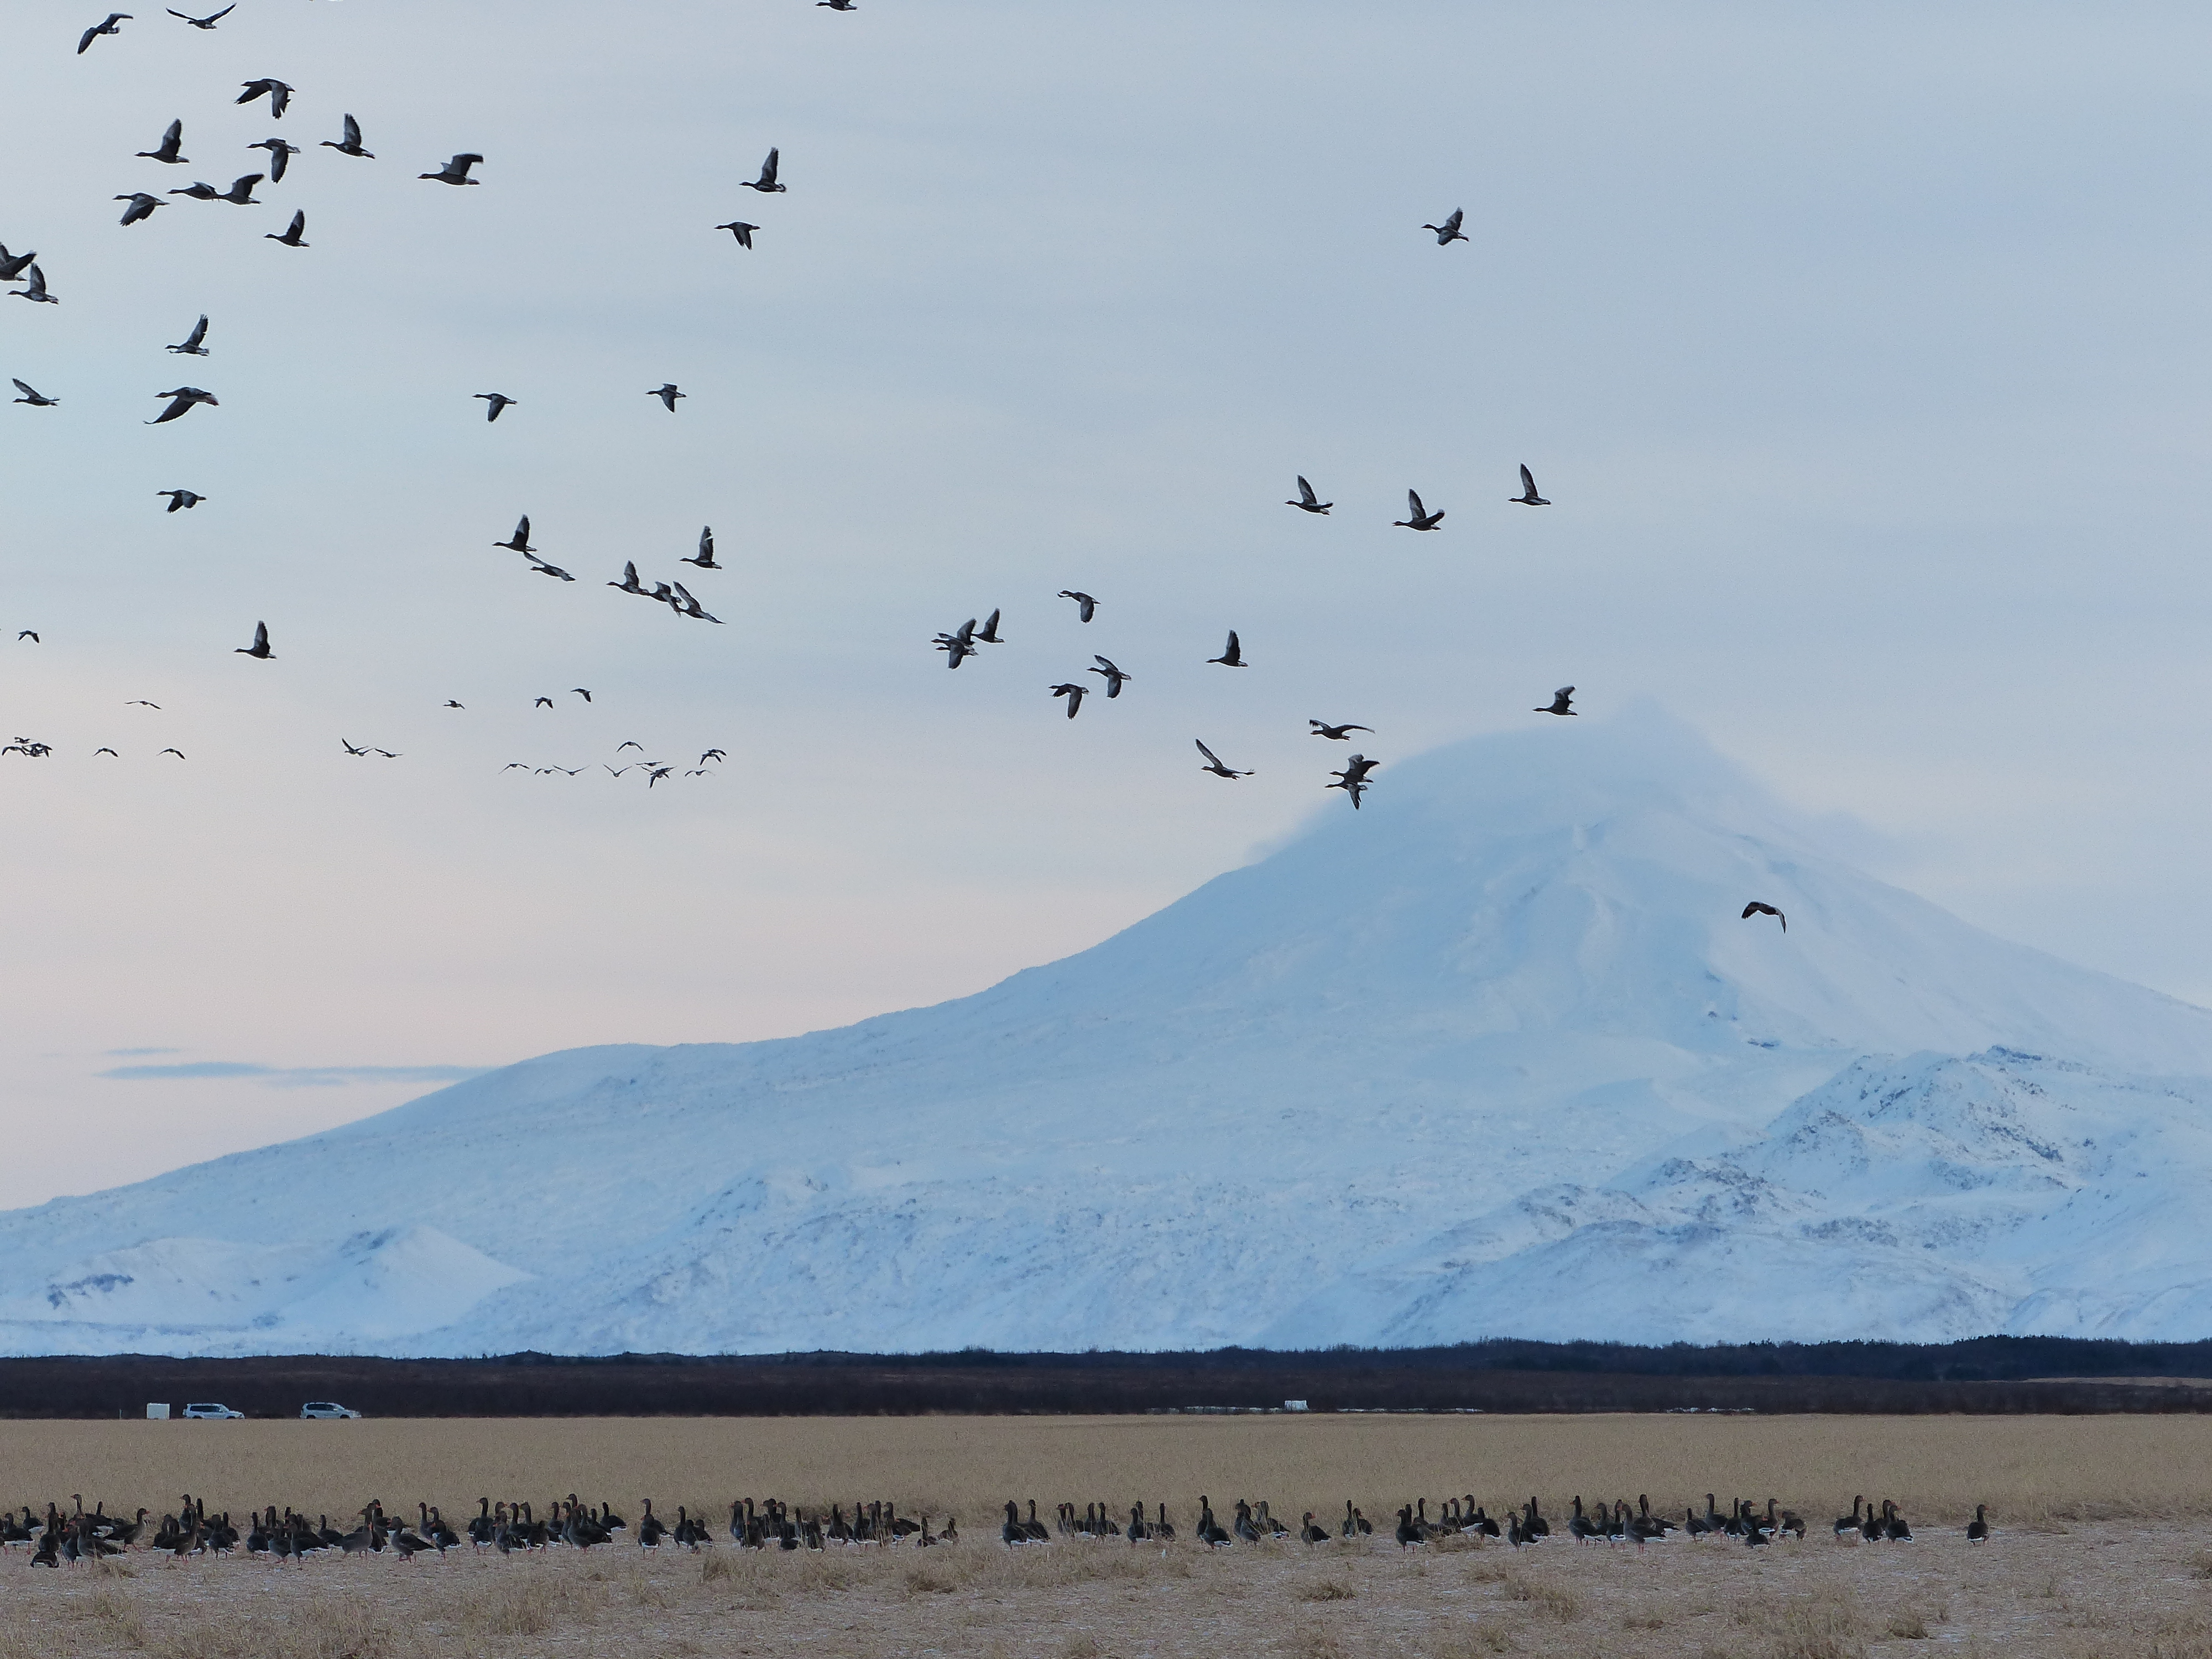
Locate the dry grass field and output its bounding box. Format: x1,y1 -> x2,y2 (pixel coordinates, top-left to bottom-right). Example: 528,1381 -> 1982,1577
2,1415 -> 2209,1659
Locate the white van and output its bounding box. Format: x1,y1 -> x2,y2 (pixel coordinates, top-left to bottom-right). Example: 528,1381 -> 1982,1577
181,1403 -> 244,1420
299,1401 -> 361,1420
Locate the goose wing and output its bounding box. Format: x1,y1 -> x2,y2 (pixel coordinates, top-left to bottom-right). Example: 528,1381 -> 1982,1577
1406,489 -> 1425,518
1194,739 -> 1224,769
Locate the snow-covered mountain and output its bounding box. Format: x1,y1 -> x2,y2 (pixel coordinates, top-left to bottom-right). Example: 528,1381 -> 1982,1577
7,704 -> 2212,1355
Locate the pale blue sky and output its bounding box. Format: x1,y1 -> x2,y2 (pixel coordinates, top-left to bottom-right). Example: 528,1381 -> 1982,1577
4,1 -> 2211,1206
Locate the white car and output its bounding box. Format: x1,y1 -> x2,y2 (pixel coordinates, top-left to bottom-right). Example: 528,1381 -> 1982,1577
180,1402 -> 244,1420
299,1401 -> 361,1420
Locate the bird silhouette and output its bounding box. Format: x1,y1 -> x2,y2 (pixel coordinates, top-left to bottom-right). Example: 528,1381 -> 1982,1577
1194,739 -> 1251,779
495,516 -> 535,552
1088,655 -> 1130,697
420,153 -> 483,185
535,697 -> 554,709
213,173 -> 262,204
157,489 -> 205,512
714,221 -> 758,248
608,561 -> 646,595
474,393 -> 516,421
137,119 -> 187,164
1536,686 -> 1577,716
648,383 -> 685,411
742,148 -> 785,192
12,379 -> 58,407
18,632 -> 39,643
126,700 -> 159,708
1050,682 -> 1087,718
975,609 -> 1004,644
524,552 -> 575,582
444,700 -> 463,709
160,748 -> 185,759
1327,753 -> 1378,808
1394,489 -> 1444,530
671,581 -> 721,623
166,314 -> 209,355
1741,901 -> 1786,932
234,620 -> 272,659
248,138 -> 300,181
95,748 -> 118,757
1511,463 -> 1550,505
700,749 -> 726,763
148,387 -> 216,424
341,738 -> 369,756
935,619 -> 978,667
78,13 -> 131,53
168,4 -> 233,26
321,114 -> 373,158
115,192 -> 165,226
1308,721 -> 1371,740
169,180 -> 222,199
1208,630 -> 1246,667
681,527 -> 718,569
265,208 -> 308,247
1287,476 -> 1332,514
1058,589 -> 1098,623
236,79 -> 292,118
9,265 -> 57,304
0,246 -> 38,282
1422,208 -> 1467,245
820,0 -> 856,9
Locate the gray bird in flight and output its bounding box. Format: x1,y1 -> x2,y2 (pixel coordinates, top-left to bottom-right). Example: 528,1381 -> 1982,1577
1287,476 -> 1332,514
237,79 -> 292,118
1422,208 -> 1467,246
78,13 -> 131,53
495,515 -> 535,552
1741,901 -> 1786,932
9,265 -> 58,304
168,4 -> 234,26
474,393 -> 517,421
148,386 -> 216,424
1535,686 -> 1577,716
158,489 -> 205,512
1058,589 -> 1098,623
137,119 -> 187,164
321,114 -> 373,158
1088,655 -> 1131,698
234,619 -> 273,659
115,192 -> 165,226
166,314 -> 209,355
525,552 -> 575,582
248,137 -> 300,181
741,148 -> 786,192
12,379 -> 58,407
420,153 -> 483,185
0,246 -> 37,282
1195,739 -> 1251,779
1511,464 -> 1550,506
1327,753 -> 1378,809
1394,489 -> 1443,531
1050,682 -> 1086,718
681,526 -> 718,568
1208,630 -> 1246,668
715,221 -> 758,248
265,209 -> 308,247
1308,720 -> 1371,740
648,383 -> 685,411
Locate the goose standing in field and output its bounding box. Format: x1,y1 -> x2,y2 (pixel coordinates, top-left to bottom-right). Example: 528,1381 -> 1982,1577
1567,1497 -> 1600,1545
1685,1507 -> 1710,1540
474,393 -> 516,421
1001,1501 -> 1026,1547
1300,1511 -> 1329,1545
12,379 -> 58,406
1208,629 -> 1246,667
1742,900 -> 1786,932
1536,685 -> 1576,716
1511,463 -> 1550,505
1287,476 -> 1332,514
1884,1501 -> 1912,1542
1394,1505 -> 1425,1548
167,314 -> 210,354
1394,489 -> 1443,530
1526,1499 -> 1550,1539
248,137 -> 300,181
116,192 -> 165,225
1834,1497 -> 1863,1540
138,119 -> 187,164
1967,1504 -> 1990,1543
742,148 -> 786,192
321,114 -> 373,158
682,526 -> 718,568
265,209 -> 308,247
80,12 -> 133,52
1860,1499 -> 1884,1543
420,153 -> 483,185
1422,208 -> 1467,245
1058,589 -> 1098,622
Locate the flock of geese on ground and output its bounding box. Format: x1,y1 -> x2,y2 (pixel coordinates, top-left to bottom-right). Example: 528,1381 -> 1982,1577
3,1490 -> 1990,1568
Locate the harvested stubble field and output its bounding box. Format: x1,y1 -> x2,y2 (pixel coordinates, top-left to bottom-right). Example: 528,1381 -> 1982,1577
3,1415 -> 2210,1659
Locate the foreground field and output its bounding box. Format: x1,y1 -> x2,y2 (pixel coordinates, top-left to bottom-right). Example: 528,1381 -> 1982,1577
3,1416 -> 2210,1659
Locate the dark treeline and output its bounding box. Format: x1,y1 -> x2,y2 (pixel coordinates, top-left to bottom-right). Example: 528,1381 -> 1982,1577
5,1336 -> 2212,1418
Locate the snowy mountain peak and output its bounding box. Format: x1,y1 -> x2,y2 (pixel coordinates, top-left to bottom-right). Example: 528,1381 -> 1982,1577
4,708 -> 2212,1355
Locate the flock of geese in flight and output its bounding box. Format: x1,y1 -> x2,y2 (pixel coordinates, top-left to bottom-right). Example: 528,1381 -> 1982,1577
6,1489 -> 1989,1567
12,6 -> 1802,924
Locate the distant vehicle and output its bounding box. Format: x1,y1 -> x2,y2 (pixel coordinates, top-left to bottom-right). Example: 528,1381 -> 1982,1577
299,1401 -> 361,1420
180,1402 -> 243,1420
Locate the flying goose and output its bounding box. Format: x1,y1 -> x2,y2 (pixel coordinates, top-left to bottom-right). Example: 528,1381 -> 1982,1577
116,192 -> 165,226
474,393 -> 516,421
148,386 -> 216,423
742,148 -> 786,192
975,608 -> 1003,643
1394,489 -> 1444,530
1422,208 -> 1467,245
1087,654 -> 1130,697
321,114 -> 373,158
9,265 -> 58,304
420,153 -> 483,185
166,314 -> 209,354
1058,589 -> 1098,622
1511,463 -> 1550,505
1535,685 -> 1575,716
234,620 -> 273,659
1195,738 -> 1251,778
265,209 -> 307,247
236,79 -> 292,118
80,13 -> 133,52
1050,681 -> 1086,718
0,246 -> 36,282
248,137 -> 300,180
215,173 -> 262,204
1207,630 -> 1246,667
608,560 -> 646,594
681,526 -> 718,568
495,517 -> 535,552
714,221 -> 758,248
671,581 -> 721,622
524,552 -> 575,582
12,379 -> 58,407
1308,720 -> 1370,740
1327,753 -> 1376,807
1287,476 -> 1332,514
158,489 -> 205,512
138,119 -> 187,164
168,4 -> 233,25
935,619 -> 978,667
1741,901 -> 1785,932
649,383 -> 684,411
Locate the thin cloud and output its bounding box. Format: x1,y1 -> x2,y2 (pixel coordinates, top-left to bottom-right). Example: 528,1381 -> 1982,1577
100,1062 -> 490,1088
104,1047 -> 184,1057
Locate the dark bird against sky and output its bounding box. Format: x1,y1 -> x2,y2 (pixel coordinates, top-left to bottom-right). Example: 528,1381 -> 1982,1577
236,79 -> 292,118
1287,476 -> 1332,514
148,386 -> 216,424
321,114 -> 373,158
77,13 -> 131,54
742,148 -> 786,192
137,119 -> 187,164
